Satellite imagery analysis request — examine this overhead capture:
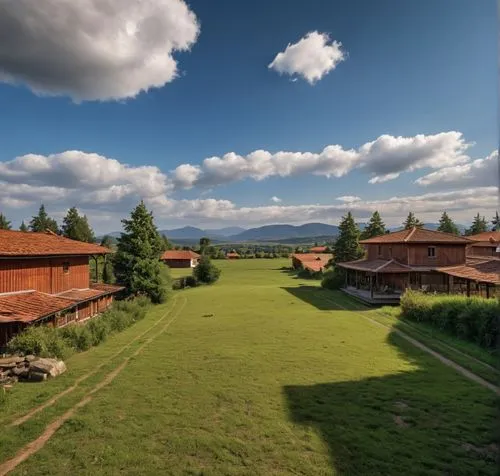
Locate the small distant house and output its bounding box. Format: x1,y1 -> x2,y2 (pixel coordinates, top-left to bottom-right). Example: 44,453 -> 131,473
466,231 -> 500,258
309,246 -> 328,253
226,252 -> 240,259
161,250 -> 200,268
292,253 -> 333,272
0,230 -> 123,348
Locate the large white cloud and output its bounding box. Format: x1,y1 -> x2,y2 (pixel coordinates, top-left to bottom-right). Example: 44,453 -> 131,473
0,0 -> 199,101
172,131 -> 471,188
269,31 -> 345,84
415,149 -> 499,189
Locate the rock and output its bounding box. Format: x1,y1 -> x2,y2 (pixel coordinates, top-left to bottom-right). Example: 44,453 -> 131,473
27,371 -> 47,382
11,366 -> 29,378
0,362 -> 17,369
30,358 -> 66,378
24,355 -> 36,362
0,356 -> 24,366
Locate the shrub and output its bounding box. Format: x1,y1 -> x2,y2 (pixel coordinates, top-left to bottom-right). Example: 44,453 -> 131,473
185,275 -> 198,288
8,326 -> 51,357
60,325 -> 93,352
193,256 -> 221,284
400,290 -> 500,350
297,268 -> 322,280
321,267 -> 345,290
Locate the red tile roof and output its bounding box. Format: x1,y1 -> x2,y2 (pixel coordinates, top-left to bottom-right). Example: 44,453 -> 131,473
292,254 -> 332,272
161,250 -> 200,260
309,246 -> 328,253
359,227 -> 471,245
337,259 -> 412,273
436,259 -> 500,285
226,252 -> 240,258
467,231 -> 500,247
57,283 -> 124,302
0,230 -> 111,257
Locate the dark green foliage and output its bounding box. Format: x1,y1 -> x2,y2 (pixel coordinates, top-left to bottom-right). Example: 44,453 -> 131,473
333,212 -> 364,263
0,212 -> 12,230
19,220 -> 28,232
437,211 -> 459,235
400,290 -> 499,350
173,275 -> 199,290
199,237 -> 211,255
29,204 -> 59,233
321,267 -> 346,290
62,207 -> 95,242
8,298 -> 151,358
360,211 -> 386,240
113,201 -> 169,303
102,259 -> 115,284
297,268 -> 322,280
161,234 -> 172,251
402,212 -> 423,230
193,256 -> 221,284
492,211 -> 499,231
465,213 -> 488,235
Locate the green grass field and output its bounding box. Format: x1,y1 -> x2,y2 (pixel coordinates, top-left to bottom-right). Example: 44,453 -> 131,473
0,259 -> 497,475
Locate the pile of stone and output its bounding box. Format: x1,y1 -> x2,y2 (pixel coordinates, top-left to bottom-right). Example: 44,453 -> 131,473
0,355 -> 66,386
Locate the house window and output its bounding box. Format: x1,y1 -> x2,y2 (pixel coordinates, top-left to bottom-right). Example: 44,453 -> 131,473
377,245 -> 382,256
427,247 -> 436,258
62,261 -> 70,274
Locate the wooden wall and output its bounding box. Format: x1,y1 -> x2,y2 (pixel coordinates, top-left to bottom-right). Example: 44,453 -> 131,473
408,244 -> 465,267
468,246 -> 499,258
0,256 -> 90,294
164,258 -> 192,268
364,244 -> 408,263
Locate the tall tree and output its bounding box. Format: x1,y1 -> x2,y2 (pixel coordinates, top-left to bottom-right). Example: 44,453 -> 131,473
465,213 -> 488,236
437,211 -> 459,235
199,236 -> 211,254
113,201 -> 168,303
61,207 -> 95,242
334,212 -> 365,263
492,211 -> 499,231
29,204 -> 59,233
19,220 -> 28,232
100,235 -> 114,249
0,213 -> 12,230
360,211 -> 386,240
402,212 -> 424,230
161,234 -> 172,251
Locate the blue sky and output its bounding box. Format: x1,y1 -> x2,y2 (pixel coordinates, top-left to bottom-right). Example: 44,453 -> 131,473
0,0 -> 497,232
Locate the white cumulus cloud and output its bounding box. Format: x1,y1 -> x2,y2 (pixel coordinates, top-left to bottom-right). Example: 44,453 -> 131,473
271,196 -> 282,203
336,196 -> 361,203
269,31 -> 345,84
0,0 -> 200,101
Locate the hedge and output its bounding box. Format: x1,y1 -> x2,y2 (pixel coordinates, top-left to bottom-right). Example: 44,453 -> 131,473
7,296 -> 151,359
400,290 -> 499,350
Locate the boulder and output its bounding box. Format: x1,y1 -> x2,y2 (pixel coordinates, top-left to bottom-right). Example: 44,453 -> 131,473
24,355 -> 36,362
27,371 -> 47,382
30,358 -> 66,378
0,356 -> 24,366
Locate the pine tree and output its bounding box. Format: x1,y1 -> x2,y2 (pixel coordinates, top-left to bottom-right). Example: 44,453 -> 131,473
334,212 -> 365,263
402,212 -> 424,230
465,213 -> 488,236
61,207 -> 95,242
113,201 -> 168,303
492,211 -> 499,231
0,213 -> 12,230
101,258 -> 115,284
29,204 -> 59,233
360,211 -> 386,240
19,221 -> 28,232
199,237 -> 211,254
437,211 -> 459,235
161,234 -> 172,251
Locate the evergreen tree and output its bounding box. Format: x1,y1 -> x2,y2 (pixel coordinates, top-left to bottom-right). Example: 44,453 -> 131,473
113,201 -> 168,303
193,255 -> 221,284
492,211 -> 499,231
334,212 -> 364,263
0,213 -> 12,230
199,237 -> 211,254
19,220 -> 28,232
402,212 -> 424,230
102,258 -> 115,284
360,211 -> 386,240
29,204 -> 59,233
100,235 -> 114,249
465,213 -> 488,236
437,211 -> 459,235
61,207 -> 95,242
161,234 -> 172,251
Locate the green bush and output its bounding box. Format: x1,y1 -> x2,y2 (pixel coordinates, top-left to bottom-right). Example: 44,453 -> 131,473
60,325 -> 93,352
297,267 -> 322,280
400,290 -> 499,350
321,267 -> 345,290
194,256 -> 221,284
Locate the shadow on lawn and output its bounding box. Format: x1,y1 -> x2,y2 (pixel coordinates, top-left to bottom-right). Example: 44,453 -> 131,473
283,329 -> 499,475
281,285 -> 342,310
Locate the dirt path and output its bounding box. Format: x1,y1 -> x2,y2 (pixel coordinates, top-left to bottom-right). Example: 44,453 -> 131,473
8,296 -> 180,428
0,296 -> 187,476
332,299 -> 500,395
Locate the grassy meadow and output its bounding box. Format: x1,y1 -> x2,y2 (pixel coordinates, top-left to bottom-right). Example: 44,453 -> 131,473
0,259 -> 497,475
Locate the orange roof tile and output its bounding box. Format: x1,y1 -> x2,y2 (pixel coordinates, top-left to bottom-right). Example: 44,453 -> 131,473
161,250 -> 200,260
466,231 -> 500,243
309,246 -> 328,253
436,259 -> 500,285
0,230 -> 111,257
359,227 -> 471,245
292,253 -> 333,262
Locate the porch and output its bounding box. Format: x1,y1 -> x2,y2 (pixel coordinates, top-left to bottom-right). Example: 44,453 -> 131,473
342,286 -> 402,305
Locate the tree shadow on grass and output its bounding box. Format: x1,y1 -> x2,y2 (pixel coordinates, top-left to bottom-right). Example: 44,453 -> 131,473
282,286 -> 341,310
283,331 -> 499,475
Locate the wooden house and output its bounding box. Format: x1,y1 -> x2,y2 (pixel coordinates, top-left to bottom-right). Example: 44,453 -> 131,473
292,253 -> 333,272
161,250 -> 200,268
466,231 -> 500,258
226,252 -> 240,259
336,227 -> 485,303
0,230 -> 123,348
309,246 -> 328,253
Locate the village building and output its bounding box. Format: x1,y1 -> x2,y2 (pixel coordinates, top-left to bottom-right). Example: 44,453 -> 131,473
0,230 -> 123,348
292,253 -> 333,273
336,227 -> 500,304
466,231 -> 500,258
226,252 -> 240,259
309,246 -> 329,253
161,250 -> 200,268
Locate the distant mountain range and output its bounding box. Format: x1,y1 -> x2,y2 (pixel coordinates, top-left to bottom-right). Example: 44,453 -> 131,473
98,222 -> 468,244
